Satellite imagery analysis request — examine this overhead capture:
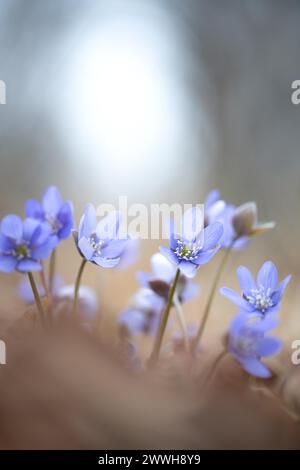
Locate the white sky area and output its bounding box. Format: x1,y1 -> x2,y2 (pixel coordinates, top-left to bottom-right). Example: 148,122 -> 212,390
60,6 -> 210,201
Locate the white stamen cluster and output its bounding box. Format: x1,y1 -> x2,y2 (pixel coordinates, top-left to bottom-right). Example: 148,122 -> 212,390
89,233 -> 104,256
174,239 -> 201,261
246,285 -> 273,313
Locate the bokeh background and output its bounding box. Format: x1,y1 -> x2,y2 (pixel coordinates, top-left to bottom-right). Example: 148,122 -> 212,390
0,0 -> 299,343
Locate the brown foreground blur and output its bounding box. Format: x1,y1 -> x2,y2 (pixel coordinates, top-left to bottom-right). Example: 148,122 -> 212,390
0,306 -> 299,450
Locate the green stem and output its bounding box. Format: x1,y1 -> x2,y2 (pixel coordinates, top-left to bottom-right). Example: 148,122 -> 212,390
49,249 -> 56,294
28,272 -> 45,324
193,246 -> 232,352
148,268 -> 180,366
73,259 -> 87,316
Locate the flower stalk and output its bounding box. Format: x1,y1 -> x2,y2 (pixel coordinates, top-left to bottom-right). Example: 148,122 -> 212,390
49,248 -> 56,295
39,265 -> 49,297
193,245 -> 233,352
173,292 -> 190,352
148,268 -> 180,366
28,272 -> 45,324
73,259 -> 87,316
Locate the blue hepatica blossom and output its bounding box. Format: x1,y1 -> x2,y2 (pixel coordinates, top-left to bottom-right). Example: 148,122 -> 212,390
205,189 -> 246,250
228,311 -> 282,378
220,261 -> 291,316
160,207 -> 223,278
117,237 -> 140,270
118,288 -> 164,336
205,189 -> 249,250
137,252 -> 199,303
25,186 -> 73,245
0,215 -> 54,272
74,204 -> 129,268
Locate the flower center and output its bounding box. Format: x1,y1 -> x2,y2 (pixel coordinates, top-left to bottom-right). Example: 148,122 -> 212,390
246,285 -> 273,313
235,334 -> 257,356
46,214 -> 62,233
89,233 -> 104,256
174,239 -> 200,261
15,244 -> 29,259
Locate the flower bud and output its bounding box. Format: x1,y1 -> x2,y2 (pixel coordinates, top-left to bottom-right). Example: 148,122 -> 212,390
232,202 -> 257,236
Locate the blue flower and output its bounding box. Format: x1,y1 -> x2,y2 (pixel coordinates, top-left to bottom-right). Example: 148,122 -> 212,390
204,188 -> 222,213
118,288 -> 164,335
73,204 -> 129,268
205,189 -> 248,250
0,214 -> 54,272
220,261 -> 291,316
228,311 -> 282,378
25,186 -> 73,244
117,237 -> 140,270
160,207 -> 223,278
137,253 -> 199,303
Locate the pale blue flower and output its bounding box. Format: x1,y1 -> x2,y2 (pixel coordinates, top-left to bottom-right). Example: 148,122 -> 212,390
0,215 -> 54,272
221,261 -> 291,316
74,204 -> 129,268
25,186 -> 73,245
160,207 -> 223,278
228,311 -> 282,378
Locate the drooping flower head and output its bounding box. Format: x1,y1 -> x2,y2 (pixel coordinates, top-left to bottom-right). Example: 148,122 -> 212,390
204,189 -> 275,250
232,202 -> 275,238
0,215 -> 54,273
160,207 -> 223,278
220,261 -> 291,316
137,253 -> 199,303
118,288 -> 164,336
73,204 -> 129,268
25,186 -> 73,245
227,311 -> 282,378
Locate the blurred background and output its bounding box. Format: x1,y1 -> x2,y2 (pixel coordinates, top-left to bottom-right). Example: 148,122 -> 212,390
0,0 -> 299,341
